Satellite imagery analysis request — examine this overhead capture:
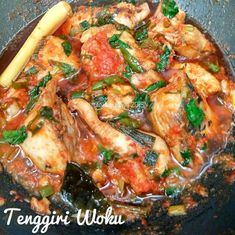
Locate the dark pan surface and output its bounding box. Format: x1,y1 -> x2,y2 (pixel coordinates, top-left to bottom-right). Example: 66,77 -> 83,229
0,1 -> 234,234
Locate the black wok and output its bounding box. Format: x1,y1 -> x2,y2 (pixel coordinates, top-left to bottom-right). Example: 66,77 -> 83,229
0,1 -> 234,234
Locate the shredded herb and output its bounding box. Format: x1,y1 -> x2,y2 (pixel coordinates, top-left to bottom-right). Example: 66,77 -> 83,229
115,125 -> 155,148
26,73 -> 52,112
98,145 -> 119,164
144,80 -> 167,93
49,60 -> 76,77
0,126 -> 27,145
120,48 -> 145,73
118,0 -> 137,4
201,143 -> 207,151
109,34 -> 131,49
80,20 -> 90,31
156,46 -> 171,72
165,186 -> 181,196
92,75 -> 125,91
185,99 -> 205,127
135,24 -> 148,42
25,66 -> 38,75
95,10 -> 114,26
209,63 -> 220,73
71,91 -> 85,99
143,150 -> 158,166
162,0 -> 179,19
57,62 -> 76,77
122,65 -> 134,79
113,112 -> 140,129
161,167 -> 180,178
181,149 -> 191,166
91,95 -> 108,111
62,41 -> 72,57
131,92 -> 153,113
40,106 -> 56,121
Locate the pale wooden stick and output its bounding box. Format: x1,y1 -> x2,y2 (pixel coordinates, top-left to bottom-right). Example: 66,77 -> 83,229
0,1 -> 72,88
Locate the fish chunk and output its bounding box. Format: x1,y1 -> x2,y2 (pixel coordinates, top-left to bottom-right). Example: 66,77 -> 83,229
112,2 -> 150,29
185,63 -> 221,98
21,79 -> 79,175
69,98 -> 143,156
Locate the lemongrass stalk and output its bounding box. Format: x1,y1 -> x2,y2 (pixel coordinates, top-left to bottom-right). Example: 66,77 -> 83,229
0,1 -> 72,88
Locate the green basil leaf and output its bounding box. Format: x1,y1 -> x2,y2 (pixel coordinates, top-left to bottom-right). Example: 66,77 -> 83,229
62,41 -> 72,57
40,106 -> 55,121
161,167 -> 180,178
80,20 -> 90,31
156,46 -> 171,72
98,145 -> 119,164
135,24 -> 148,42
209,63 -> 220,73
162,0 -> 179,19
0,126 -> 27,145
180,149 -> 191,167
131,92 -> 152,113
26,73 -> 52,113
165,186 -> 181,196
25,66 -> 38,75
109,34 -> 131,49
185,99 -> 205,127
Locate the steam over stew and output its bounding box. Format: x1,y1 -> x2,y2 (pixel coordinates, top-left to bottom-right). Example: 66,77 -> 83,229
0,0 -> 234,218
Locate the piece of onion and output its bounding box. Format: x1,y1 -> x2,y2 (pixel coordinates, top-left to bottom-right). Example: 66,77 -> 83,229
0,1 -> 72,88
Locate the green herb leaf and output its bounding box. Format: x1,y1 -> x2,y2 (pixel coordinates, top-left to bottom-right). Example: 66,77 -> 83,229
144,80 -> 167,93
62,41 -> 72,57
185,99 -> 205,127
25,66 -> 38,75
165,186 -> 181,196
59,62 -> 76,77
98,145 -> 119,164
131,92 -> 153,113
0,126 -> 27,145
120,48 -> 144,73
71,91 -> 85,99
26,73 -> 52,113
143,150 -> 158,166
91,95 -> 108,111
92,75 -> 125,91
156,46 -> 171,72
162,0 -> 179,19
40,106 -> 55,121
161,167 -> 180,178
39,185 -> 54,198
181,149 -> 191,167
118,0 -> 137,5
49,60 -> 76,77
209,63 -> 220,73
109,34 -> 131,49
135,24 -> 148,42
115,125 -> 155,148
80,20 -> 90,31
122,65 -> 134,79
95,10 -> 114,26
